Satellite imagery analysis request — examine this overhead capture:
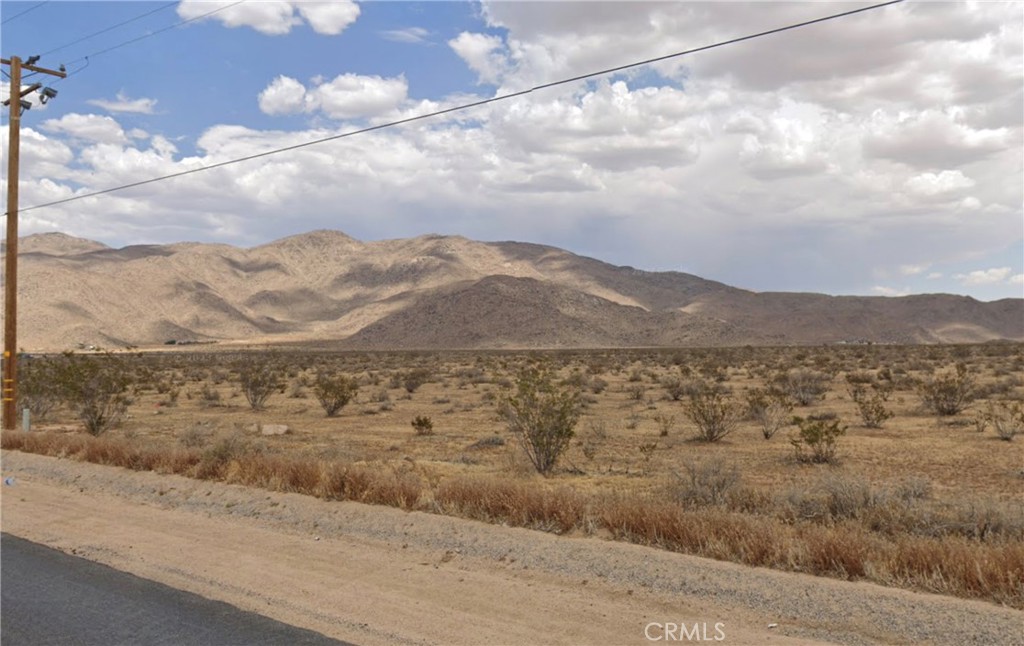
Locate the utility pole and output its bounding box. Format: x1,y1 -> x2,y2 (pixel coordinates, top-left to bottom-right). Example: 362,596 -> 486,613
2,55 -> 65,430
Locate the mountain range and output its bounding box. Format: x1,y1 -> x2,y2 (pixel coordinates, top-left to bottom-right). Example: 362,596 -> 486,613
7,230 -> 1022,351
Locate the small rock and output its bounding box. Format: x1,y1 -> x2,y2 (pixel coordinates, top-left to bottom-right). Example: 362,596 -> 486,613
768,623 -> 778,629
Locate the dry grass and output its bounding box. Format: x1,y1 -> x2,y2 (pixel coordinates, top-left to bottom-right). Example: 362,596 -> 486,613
6,343 -> 1024,607
436,475 -> 587,533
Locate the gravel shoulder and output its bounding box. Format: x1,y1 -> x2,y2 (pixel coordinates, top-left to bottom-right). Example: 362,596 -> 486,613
1,451 -> 1021,646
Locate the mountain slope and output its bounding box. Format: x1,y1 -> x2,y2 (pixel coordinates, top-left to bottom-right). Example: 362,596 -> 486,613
8,230 -> 1023,350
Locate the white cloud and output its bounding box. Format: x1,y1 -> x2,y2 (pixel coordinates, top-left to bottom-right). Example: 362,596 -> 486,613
39,113 -> 127,145
313,74 -> 408,120
872,286 -> 910,297
296,1 -> 359,35
1010,274 -> 1024,286
955,267 -> 1014,286
381,27 -> 431,44
448,32 -> 509,85
258,76 -> 309,116
177,0 -> 358,36
14,2 -> 1024,301
903,170 -> 975,197
87,92 -> 158,114
900,264 -> 928,276
257,74 -> 408,120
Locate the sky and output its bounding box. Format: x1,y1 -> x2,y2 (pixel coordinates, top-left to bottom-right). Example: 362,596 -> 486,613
1,0 -> 1021,301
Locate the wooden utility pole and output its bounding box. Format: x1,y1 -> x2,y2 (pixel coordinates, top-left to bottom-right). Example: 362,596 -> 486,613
2,55 -> 65,430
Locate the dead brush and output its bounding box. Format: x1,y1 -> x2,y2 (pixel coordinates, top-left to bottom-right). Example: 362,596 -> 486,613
338,464 -> 422,510
435,475 -> 586,533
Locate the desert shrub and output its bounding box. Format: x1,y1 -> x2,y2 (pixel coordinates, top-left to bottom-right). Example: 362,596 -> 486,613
198,383 -> 222,407
790,415 -> 846,464
402,368 -> 432,393
847,378 -> 894,428
237,357 -> 280,411
745,387 -> 793,439
985,400 -> 1024,441
17,355 -> 61,421
625,383 -> 646,401
411,415 -> 434,436
52,352 -> 132,436
775,368 -> 831,406
918,363 -> 975,416
671,458 -> 741,507
652,412 -> 676,437
313,372 -> 358,417
661,375 -> 685,401
684,382 -> 741,442
499,364 -> 581,475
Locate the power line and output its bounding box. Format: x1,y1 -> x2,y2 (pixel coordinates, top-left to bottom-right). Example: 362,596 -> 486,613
41,2 -> 177,58
13,0 -> 904,216
62,0 -> 247,66
1,1 -> 49,25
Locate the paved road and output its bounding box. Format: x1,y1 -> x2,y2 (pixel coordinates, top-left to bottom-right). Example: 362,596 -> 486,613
1,533 -> 347,646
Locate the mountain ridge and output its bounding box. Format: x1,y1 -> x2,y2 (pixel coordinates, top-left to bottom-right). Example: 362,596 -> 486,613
8,230 -> 1023,351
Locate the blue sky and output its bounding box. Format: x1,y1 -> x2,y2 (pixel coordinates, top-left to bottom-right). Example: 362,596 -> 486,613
2,0 -> 1022,301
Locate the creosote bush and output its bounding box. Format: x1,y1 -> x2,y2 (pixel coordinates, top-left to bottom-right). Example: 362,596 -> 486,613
53,352 -> 133,436
985,400 -> 1024,441
17,355 -> 61,421
237,358 -> 280,411
499,364 -> 581,475
313,372 -> 359,417
847,378 -> 894,429
684,382 -> 741,442
775,368 -> 831,406
790,415 -> 847,464
745,387 -> 792,439
918,363 -> 976,416
411,415 -> 434,436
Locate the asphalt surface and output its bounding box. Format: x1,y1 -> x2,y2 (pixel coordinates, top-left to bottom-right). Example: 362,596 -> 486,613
1,533 -> 348,646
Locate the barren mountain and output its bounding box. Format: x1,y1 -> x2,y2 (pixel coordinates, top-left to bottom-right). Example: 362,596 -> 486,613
6,230 -> 1022,351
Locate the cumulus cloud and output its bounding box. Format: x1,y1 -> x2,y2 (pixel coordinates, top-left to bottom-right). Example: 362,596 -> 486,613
296,2 -> 359,35
14,2 -> 1024,301
87,92 -> 158,115
177,0 -> 358,36
258,76 -> 310,116
448,32 -> 509,85
903,170 -> 975,197
257,74 -> 408,120
39,114 -> 127,145
955,267 -> 1014,286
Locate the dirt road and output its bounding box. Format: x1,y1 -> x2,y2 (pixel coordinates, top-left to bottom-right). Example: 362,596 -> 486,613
1,451 -> 1020,645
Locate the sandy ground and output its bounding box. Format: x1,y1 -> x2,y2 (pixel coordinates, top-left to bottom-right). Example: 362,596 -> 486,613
1,451 -> 1022,646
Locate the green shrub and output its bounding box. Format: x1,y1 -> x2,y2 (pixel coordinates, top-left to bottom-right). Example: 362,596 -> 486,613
848,378 -> 894,429
918,363 -> 975,416
52,352 -> 133,436
17,355 -> 61,421
402,368 -> 432,394
411,415 -> 434,436
684,382 -> 741,442
790,415 -> 847,464
237,358 -> 280,411
499,365 -> 581,475
313,372 -> 358,417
